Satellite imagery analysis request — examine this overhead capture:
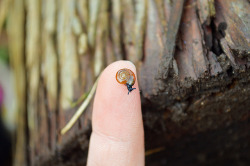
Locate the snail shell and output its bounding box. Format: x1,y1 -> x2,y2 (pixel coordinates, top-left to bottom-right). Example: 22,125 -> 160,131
116,68 -> 136,94
116,68 -> 136,86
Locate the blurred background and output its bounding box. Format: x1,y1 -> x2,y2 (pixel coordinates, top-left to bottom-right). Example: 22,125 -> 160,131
0,0 -> 249,165
0,9 -> 14,165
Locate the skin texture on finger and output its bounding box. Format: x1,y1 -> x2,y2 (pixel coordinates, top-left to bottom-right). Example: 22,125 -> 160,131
87,61 -> 144,166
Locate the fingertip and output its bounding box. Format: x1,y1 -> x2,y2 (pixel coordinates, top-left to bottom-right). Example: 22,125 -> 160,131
87,60 -> 144,165
93,60 -> 141,140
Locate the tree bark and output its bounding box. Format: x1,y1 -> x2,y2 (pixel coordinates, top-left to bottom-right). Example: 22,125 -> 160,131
1,0 -> 249,165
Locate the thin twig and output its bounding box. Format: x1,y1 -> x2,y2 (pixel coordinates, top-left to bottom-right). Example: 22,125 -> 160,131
61,77 -> 99,135
145,147 -> 165,156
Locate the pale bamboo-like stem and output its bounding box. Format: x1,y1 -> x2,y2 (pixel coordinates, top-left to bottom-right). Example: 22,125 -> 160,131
0,0 -> 10,35
61,77 -> 99,135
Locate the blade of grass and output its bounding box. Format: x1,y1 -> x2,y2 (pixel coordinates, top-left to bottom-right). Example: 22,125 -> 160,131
61,77 -> 99,135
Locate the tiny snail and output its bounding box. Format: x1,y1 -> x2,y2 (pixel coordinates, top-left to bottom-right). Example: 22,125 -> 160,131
116,68 -> 136,94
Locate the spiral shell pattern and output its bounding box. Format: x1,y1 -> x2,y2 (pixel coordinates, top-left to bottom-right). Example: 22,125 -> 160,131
116,68 -> 136,86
